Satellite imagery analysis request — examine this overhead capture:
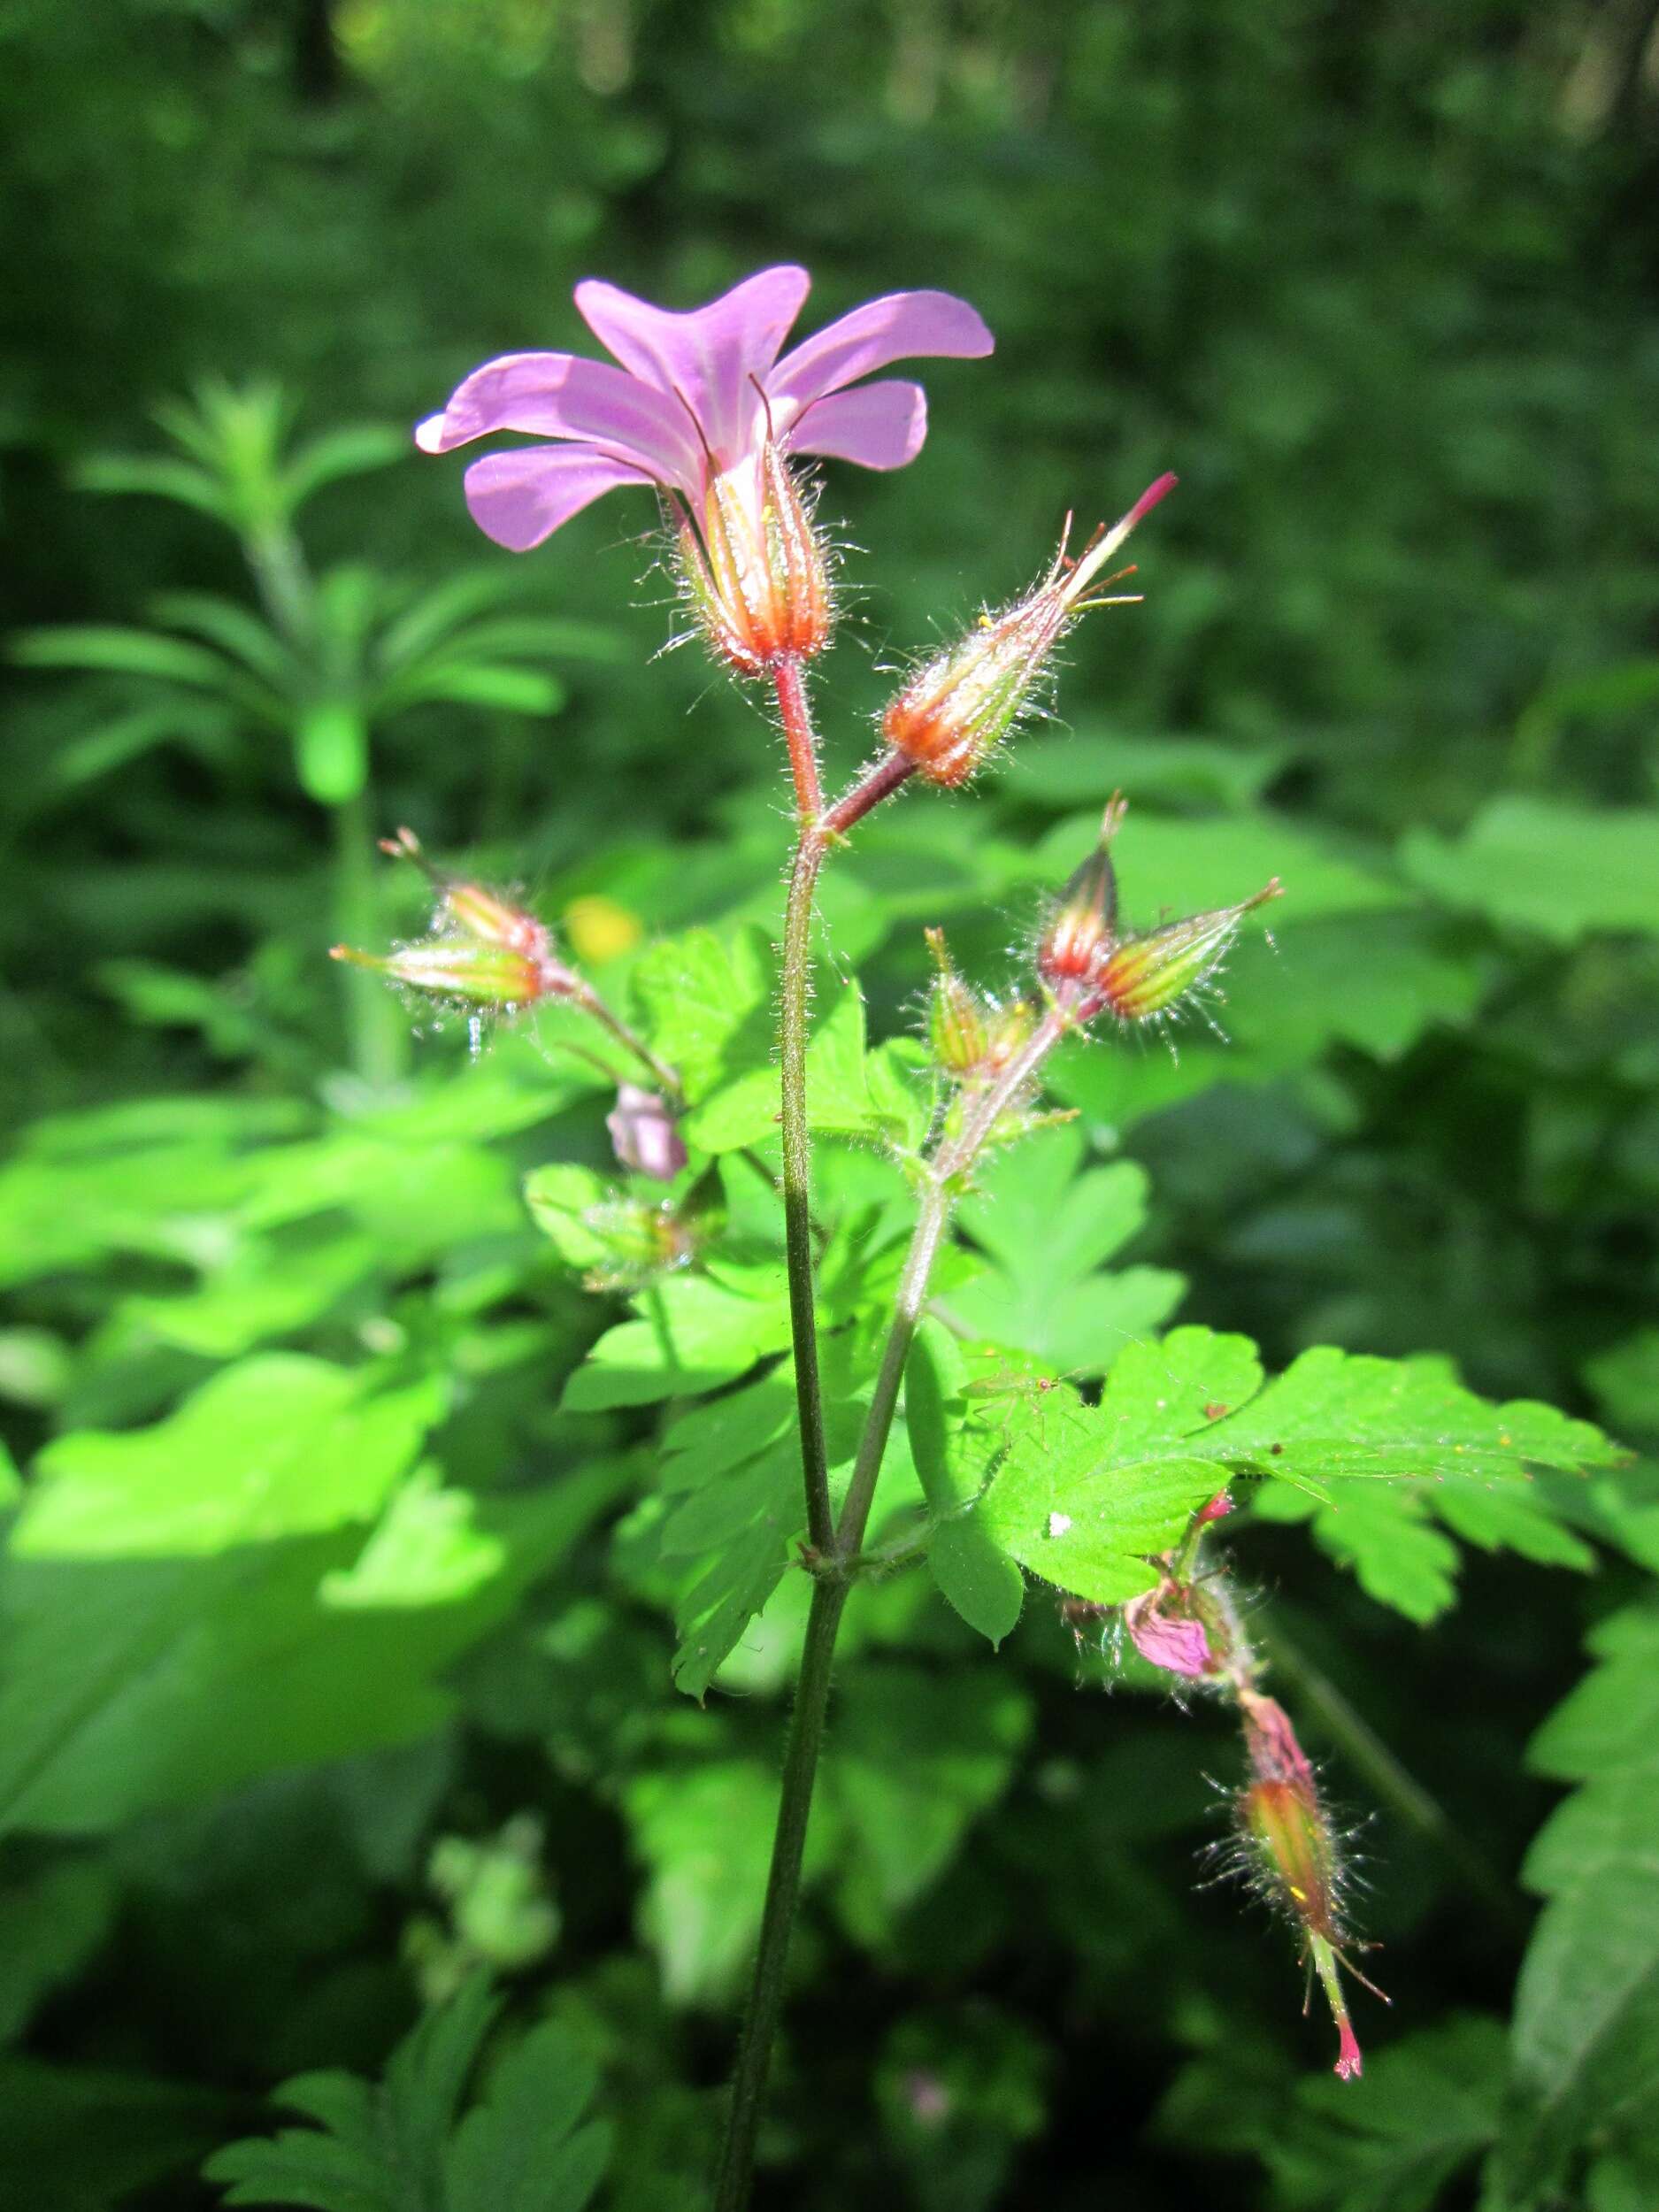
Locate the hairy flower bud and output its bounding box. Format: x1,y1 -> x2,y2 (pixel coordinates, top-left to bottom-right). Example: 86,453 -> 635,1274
880,476 -> 1175,786
334,827 -> 580,1011
678,442 -> 832,677
330,941 -> 560,1009
1084,879 -> 1282,1025
924,927 -> 990,1075
1038,795 -> 1125,989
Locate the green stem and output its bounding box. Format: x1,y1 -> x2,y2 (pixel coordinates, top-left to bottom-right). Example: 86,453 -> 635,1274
710,1576 -> 847,2212
330,788 -> 404,1087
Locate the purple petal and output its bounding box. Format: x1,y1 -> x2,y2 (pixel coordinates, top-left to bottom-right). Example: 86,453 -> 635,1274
789,379 -> 928,472
573,265 -> 811,472
770,288 -> 994,414
416,351 -> 699,494
461,447 -> 652,552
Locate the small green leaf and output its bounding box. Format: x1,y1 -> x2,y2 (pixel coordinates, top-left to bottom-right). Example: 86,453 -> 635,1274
930,1517 -> 1025,1646
952,1127 -> 1186,1371
1499,1604 -> 1659,2204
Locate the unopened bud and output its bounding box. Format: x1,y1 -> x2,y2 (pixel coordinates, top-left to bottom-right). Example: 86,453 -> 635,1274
1085,879 -> 1281,1025
881,476 -> 1175,786
1240,1773 -> 1341,1942
981,995 -> 1037,1072
331,941 -> 561,1009
582,1163 -> 723,1293
678,442 -> 832,677
606,1085 -> 689,1182
338,828 -> 580,1010
924,928 -> 991,1076
1038,795 -> 1125,988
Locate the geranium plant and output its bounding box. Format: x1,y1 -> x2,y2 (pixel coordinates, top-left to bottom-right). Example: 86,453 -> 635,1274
326,265 -> 1621,2212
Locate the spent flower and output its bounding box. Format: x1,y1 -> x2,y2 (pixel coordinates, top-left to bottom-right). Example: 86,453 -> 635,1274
1235,1689 -> 1381,2080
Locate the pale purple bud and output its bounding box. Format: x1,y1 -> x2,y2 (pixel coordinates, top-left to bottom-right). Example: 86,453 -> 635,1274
607,1085 -> 688,1182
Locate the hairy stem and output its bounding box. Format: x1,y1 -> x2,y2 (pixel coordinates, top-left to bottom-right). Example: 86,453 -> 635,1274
574,986 -> 682,1097
773,656 -> 823,826
773,659 -> 835,1553
714,739 -> 983,2210
780,823 -> 835,1555
710,1576 -> 847,2212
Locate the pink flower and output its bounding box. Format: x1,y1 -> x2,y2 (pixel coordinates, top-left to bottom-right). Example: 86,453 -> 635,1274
1124,1584 -> 1217,1679
416,265 -> 993,553
607,1085 -> 688,1183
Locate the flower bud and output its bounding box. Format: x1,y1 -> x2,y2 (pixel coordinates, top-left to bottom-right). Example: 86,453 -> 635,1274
880,475 -> 1175,787
580,1163 -> 724,1294
1084,879 -> 1282,1025
1037,795 -> 1125,989
378,827 -> 550,957
330,941 -> 560,1009
678,442 -> 832,677
924,927 -> 990,1076
336,827 -> 580,1011
607,1085 -> 689,1182
981,995 -> 1037,1072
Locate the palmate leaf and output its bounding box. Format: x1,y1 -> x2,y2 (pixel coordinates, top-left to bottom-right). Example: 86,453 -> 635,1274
950,1125 -> 1185,1375
623,1666 -> 1031,2002
0,1356 -> 623,1836
682,977 -> 927,1155
1402,797 -> 1659,943
205,1973 -> 608,2212
972,1327 -> 1619,1612
1493,1603 -> 1659,2208
654,1375 -> 866,1700
628,926 -> 772,1103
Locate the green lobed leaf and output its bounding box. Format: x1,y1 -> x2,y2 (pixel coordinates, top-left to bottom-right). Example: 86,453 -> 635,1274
208,1972 -> 606,2212
559,1265 -> 791,1412
628,926 -> 772,1103
976,1326 -> 1615,1610
1497,1604 -> 1659,2203
684,978 -> 925,1154
950,1125 -> 1186,1372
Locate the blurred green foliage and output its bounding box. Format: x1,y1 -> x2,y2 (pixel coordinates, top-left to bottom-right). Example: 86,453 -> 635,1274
3,1 -> 1658,2208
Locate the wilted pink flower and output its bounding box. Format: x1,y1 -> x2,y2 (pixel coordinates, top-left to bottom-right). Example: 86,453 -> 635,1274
417,265 -> 993,553
607,1085 -> 688,1182
1124,1579 -> 1218,1679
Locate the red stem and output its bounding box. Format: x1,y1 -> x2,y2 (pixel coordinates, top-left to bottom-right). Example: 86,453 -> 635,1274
772,658 -> 822,826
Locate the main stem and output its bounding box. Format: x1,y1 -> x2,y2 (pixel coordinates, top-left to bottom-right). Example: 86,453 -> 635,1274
713,986 -> 1070,2210
774,661 -> 835,1556
710,1574 -> 846,2212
